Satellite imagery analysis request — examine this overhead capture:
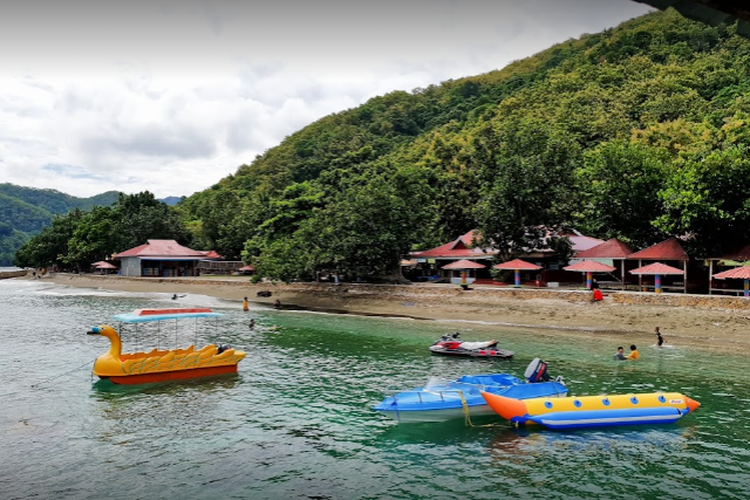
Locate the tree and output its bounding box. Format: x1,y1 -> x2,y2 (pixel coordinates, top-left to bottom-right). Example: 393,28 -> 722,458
13,209 -> 84,269
64,206 -> 117,270
576,140 -> 671,247
655,145 -> 750,256
471,120 -> 580,262
110,192 -> 191,252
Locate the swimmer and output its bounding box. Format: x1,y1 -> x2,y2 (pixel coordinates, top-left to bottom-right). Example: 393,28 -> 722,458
655,326 -> 666,347
625,344 -> 640,361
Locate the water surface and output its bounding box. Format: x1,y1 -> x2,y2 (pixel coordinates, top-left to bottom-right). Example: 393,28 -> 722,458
0,280 -> 747,499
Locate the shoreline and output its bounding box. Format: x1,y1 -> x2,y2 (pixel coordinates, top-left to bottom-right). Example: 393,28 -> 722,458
29,273 -> 750,355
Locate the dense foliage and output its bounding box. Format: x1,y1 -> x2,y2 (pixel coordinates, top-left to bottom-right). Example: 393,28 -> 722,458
13,192 -> 189,270
0,185 -> 120,266
16,10 -> 750,281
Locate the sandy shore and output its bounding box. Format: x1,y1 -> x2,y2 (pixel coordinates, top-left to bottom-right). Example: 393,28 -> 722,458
32,273 -> 750,355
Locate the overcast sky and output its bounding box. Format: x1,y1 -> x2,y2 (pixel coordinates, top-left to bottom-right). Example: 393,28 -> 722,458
0,0 -> 654,199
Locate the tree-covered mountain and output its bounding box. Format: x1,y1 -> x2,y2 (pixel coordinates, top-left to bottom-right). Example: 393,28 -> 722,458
0,184 -> 120,265
16,9 -> 750,281
176,9 -> 750,281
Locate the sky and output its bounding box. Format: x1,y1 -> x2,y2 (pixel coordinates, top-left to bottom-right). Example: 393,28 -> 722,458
0,0 -> 654,199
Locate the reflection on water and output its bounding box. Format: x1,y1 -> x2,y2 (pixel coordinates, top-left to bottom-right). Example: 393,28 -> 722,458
1,279 -> 749,500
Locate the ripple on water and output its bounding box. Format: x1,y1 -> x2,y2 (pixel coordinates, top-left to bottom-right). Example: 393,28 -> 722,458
0,281 -> 748,500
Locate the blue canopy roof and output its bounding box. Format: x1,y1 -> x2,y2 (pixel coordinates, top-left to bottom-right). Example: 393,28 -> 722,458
113,308 -> 223,323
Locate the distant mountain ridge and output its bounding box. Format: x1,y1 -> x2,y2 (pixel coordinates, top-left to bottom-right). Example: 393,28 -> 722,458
0,184 -> 122,266
159,196 -> 183,206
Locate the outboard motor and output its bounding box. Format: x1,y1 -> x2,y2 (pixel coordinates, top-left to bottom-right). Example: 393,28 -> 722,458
525,357 -> 550,383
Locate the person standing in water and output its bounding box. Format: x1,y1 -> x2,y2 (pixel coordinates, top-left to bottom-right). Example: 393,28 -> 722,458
625,344 -> 640,360
655,326 -> 666,347
243,297 -> 249,312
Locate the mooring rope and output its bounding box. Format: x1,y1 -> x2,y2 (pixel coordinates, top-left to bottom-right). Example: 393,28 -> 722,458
29,358 -> 96,389
459,389 -> 503,428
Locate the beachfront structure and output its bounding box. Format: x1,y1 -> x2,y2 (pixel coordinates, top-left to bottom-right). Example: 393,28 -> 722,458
573,238 -> 636,290
627,237 -> 689,293
409,229 -> 604,286
115,239 -> 209,277
707,243 -> 750,295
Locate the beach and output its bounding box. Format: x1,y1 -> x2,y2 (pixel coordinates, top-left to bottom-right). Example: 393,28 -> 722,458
34,272 -> 750,355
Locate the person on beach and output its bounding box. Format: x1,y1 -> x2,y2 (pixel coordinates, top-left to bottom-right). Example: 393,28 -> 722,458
274,299 -> 281,309
614,346 -> 626,360
591,279 -> 603,302
655,326 -> 666,347
625,344 -> 640,361
243,297 -> 249,312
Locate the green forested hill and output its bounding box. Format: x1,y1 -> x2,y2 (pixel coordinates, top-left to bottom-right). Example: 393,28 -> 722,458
0,184 -> 120,265
181,9 -> 750,281
16,9 -> 750,280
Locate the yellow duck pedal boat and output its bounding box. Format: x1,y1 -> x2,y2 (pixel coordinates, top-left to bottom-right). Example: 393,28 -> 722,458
87,308 -> 246,385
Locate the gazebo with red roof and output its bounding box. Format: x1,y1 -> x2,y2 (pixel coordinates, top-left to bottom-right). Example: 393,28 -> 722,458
630,262 -> 685,294
627,238 -> 689,293
712,265 -> 750,297
410,228 -> 602,286
563,260 -> 616,289
494,259 -> 542,287
574,238 -> 635,290
115,239 -> 208,277
442,259 -> 486,286
707,243 -> 750,295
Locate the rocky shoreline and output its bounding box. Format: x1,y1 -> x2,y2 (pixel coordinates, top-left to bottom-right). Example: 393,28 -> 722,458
27,272 -> 750,354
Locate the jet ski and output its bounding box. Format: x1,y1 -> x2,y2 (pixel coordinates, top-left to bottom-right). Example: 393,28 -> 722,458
429,332 -> 514,359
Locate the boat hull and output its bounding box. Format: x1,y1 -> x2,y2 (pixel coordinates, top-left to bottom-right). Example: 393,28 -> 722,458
377,403 -> 499,423
375,376 -> 568,423
429,347 -> 515,359
99,364 -> 239,385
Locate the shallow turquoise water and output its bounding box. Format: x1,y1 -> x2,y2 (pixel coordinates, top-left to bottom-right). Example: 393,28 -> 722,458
0,279 -> 748,499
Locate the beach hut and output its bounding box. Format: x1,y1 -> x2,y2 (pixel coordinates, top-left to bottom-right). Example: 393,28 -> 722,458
91,261 -> 118,274
629,262 -> 685,294
712,265 -> 750,298
494,259 -> 542,287
442,259 -> 486,286
238,264 -> 255,275
706,243 -> 750,295
563,260 -> 616,289
628,238 -> 689,293
574,238 -> 635,289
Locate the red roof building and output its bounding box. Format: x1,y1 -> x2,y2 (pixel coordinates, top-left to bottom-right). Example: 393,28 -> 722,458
115,239 -> 207,277
575,238 -> 634,259
411,230 -> 490,260
574,238 -> 636,289
628,237 -> 688,261
408,229 -> 602,286
706,243 -> 750,295
627,238 -> 689,293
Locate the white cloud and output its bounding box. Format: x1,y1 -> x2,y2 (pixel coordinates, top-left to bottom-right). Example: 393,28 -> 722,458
0,0 -> 654,198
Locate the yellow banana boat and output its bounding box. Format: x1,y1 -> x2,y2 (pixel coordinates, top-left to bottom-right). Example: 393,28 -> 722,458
481,391 -> 700,429
87,308 -> 245,385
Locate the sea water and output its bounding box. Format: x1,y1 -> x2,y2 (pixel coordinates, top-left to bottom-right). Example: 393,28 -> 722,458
0,279 -> 748,500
